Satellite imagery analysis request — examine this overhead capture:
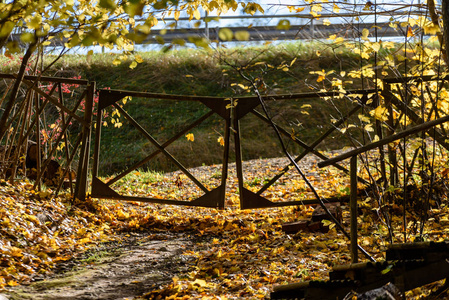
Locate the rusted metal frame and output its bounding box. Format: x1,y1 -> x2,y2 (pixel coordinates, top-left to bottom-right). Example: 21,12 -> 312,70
252,102 -> 367,196
3,85 -> 40,139
219,117 -> 232,209
0,78 -> 15,108
106,110 -> 214,186
74,82 -> 94,201
35,91 -> 42,191
6,89 -> 34,181
20,78 -> 86,125
3,88 -> 31,161
232,102 -> 246,209
34,90 -> 86,188
0,74 -> 89,85
58,83 -> 74,194
92,102 -> 103,179
55,134 -> 83,197
88,185 -> 219,206
112,102 -> 209,193
97,88 -> 376,104
17,85 -> 75,150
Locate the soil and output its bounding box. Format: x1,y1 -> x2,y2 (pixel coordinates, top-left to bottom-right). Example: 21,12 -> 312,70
3,232 -> 202,300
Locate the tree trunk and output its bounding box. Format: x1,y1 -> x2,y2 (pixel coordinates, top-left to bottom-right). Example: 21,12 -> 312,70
0,40 -> 37,141
442,0 -> 449,63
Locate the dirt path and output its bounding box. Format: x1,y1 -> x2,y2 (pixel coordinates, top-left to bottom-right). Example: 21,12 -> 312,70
4,232 -> 197,300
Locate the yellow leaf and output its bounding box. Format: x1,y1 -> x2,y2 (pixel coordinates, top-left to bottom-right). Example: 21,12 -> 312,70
333,4 -> 340,13
174,10 -> 180,21
218,136 -> 225,146
186,133 -> 194,142
129,61 -> 138,69
7,280 -> 19,287
9,246 -> 23,258
372,105 -> 389,122
193,279 -> 207,287
193,9 -> 201,20
290,57 -> 297,66
362,28 -> 369,41
135,55 -> 143,63
322,19 -> 331,26
219,28 -> 233,41
235,30 -> 250,41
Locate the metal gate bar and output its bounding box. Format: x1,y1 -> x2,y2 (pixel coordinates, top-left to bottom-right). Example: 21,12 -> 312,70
0,74 -> 94,200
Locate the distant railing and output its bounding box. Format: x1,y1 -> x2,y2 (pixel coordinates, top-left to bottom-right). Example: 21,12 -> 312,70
6,10 -> 429,49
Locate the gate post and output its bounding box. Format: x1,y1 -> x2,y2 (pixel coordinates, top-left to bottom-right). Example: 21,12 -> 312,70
75,81 -> 95,201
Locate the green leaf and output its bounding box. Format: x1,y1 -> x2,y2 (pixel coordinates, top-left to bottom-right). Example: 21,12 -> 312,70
276,19 -> 291,30
125,2 -> 145,17
218,28 -> 233,41
235,30 -> 250,41
99,0 -> 117,10
20,32 -> 35,43
381,265 -> 393,274
0,21 -> 15,38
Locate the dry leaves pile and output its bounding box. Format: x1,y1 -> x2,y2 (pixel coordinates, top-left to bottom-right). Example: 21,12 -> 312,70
0,180 -> 113,289
2,155 -> 449,299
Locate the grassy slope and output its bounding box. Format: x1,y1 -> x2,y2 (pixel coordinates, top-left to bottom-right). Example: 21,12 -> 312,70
2,42 -> 372,175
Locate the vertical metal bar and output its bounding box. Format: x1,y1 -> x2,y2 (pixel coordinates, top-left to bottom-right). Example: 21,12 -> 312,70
92,93 -> 103,179
350,155 -> 358,263
75,82 -> 94,200
233,108 -> 245,209
219,117 -> 231,209
204,11 -> 209,40
59,82 -> 74,194
35,91 -> 41,191
83,82 -> 95,197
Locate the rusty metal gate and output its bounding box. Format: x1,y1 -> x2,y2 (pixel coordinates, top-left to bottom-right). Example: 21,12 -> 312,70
91,88 -> 376,209
0,74 -> 94,200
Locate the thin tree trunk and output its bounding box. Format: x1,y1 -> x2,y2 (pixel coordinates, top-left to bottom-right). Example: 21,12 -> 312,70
0,40 -> 37,141
428,0 -> 448,65
442,0 -> 449,63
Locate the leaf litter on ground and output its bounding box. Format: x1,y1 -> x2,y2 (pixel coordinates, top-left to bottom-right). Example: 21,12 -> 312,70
2,151 -> 449,299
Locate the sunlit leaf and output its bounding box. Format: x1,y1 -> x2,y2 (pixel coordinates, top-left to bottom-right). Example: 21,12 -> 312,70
219,28 -> 233,41
235,30 -> 250,41
186,133 -> 194,142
